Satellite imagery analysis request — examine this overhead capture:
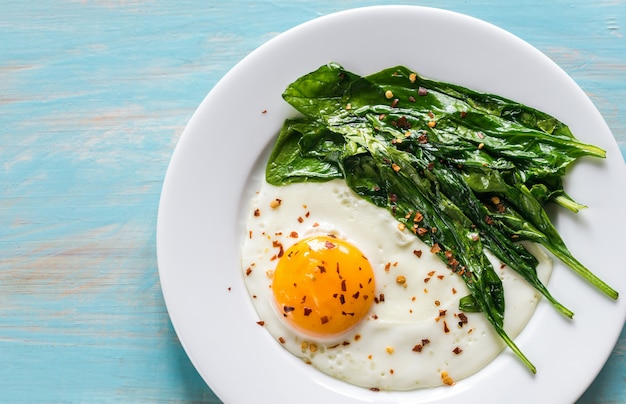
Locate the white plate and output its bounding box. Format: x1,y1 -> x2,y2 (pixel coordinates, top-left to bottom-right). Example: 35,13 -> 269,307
157,6 -> 626,403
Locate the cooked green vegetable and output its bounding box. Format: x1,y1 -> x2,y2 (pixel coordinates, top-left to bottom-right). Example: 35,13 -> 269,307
265,63 -> 618,373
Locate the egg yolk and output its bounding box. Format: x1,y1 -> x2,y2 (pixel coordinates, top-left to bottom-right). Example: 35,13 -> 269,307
272,235 -> 375,337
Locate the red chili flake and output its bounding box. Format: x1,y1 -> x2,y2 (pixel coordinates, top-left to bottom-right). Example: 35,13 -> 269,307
339,295 -> 346,304
428,111 -> 435,119
370,388 -> 380,392
413,211 -> 424,223
412,339 -> 430,352
424,277 -> 431,283
443,321 -> 450,333
272,240 -> 284,258
418,134 -> 428,144
391,98 -> 399,108
262,109 -> 267,114
352,291 -> 360,299
460,111 -> 467,118
430,244 -> 442,254
418,87 -> 428,96
342,311 -> 355,316
289,231 -> 298,238
477,131 -> 485,139
355,334 -> 361,341
396,116 -> 411,130
408,95 -> 416,102
283,305 -> 295,313
458,312 -> 468,327
417,227 -> 428,236
325,240 -> 336,249
297,216 -> 304,223
384,262 -> 391,272
379,293 -> 385,302
256,321 -> 265,326
278,337 -> 286,344
253,209 -> 261,217
227,287 -> 231,291
341,279 -> 347,292
439,309 -> 447,317
320,316 -> 329,324
452,288 -> 457,294
453,347 -> 463,355
318,265 -> 326,273
305,211 -> 310,218
245,268 -> 252,276
413,250 -> 423,258
485,215 -> 495,225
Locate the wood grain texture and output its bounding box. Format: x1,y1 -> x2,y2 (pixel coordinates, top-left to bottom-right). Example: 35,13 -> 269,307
0,0 -> 624,402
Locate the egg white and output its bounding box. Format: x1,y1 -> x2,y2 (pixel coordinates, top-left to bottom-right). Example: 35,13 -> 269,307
240,179 -> 552,391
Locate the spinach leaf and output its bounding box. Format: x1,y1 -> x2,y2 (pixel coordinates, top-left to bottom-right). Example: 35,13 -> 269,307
265,62 -> 617,373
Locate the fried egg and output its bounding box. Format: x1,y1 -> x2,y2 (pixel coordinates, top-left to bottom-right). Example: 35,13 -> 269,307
240,179 -> 551,391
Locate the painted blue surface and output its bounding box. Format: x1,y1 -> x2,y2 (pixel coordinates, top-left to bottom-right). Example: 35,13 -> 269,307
1,0 -> 624,402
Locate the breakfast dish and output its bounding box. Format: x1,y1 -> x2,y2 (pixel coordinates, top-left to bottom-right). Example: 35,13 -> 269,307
238,62 -> 614,390
157,6 -> 626,403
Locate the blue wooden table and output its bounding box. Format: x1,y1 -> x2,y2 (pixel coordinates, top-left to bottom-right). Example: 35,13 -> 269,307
1,1 -> 624,402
